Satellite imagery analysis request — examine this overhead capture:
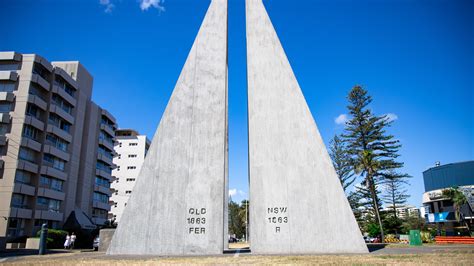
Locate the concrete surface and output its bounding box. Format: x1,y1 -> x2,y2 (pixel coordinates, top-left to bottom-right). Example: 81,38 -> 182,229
25,238 -> 40,249
98,229 -> 115,252
107,0 -> 228,256
246,0 -> 368,254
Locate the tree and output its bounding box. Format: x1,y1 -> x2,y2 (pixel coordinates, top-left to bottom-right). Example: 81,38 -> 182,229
342,85 -> 408,242
228,200 -> 245,239
442,187 -> 471,233
329,135 -> 356,192
382,173 -> 409,220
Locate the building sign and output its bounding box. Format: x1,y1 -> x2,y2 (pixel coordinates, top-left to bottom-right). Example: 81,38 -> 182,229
426,212 -> 452,223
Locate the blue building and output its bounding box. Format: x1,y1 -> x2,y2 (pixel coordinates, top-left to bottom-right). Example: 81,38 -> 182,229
422,161 -> 474,235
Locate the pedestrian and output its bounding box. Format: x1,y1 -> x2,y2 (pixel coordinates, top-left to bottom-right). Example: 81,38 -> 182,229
64,233 -> 71,249
70,232 -> 76,249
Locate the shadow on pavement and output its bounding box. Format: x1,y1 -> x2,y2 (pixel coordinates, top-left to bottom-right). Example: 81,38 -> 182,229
0,249 -> 71,258
367,243 -> 387,252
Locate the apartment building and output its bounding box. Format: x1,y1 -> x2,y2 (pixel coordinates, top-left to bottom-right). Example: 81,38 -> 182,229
110,129 -> 149,224
0,52 -> 116,243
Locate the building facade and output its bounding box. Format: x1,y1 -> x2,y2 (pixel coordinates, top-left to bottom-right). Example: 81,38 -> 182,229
0,51 -> 116,243
110,129 -> 149,224
422,161 -> 474,235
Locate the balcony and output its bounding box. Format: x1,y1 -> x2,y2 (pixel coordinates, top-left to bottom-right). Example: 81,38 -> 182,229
96,169 -> 112,180
34,210 -> 63,221
0,51 -> 22,61
40,165 -> 67,181
97,153 -> 113,165
101,109 -> 116,125
54,67 -> 78,90
99,139 -> 114,151
0,112 -> 11,123
100,123 -> 115,138
17,160 -> 39,174
93,200 -> 111,211
0,71 -> 18,81
24,115 -> 45,131
94,184 -> 112,196
49,105 -> 74,124
0,92 -> 15,102
13,183 -> 36,196
10,207 -> 33,219
30,74 -> 50,91
0,135 -> 6,146
27,94 -> 47,111
43,144 -> 70,162
51,85 -> 76,107
91,217 -> 107,226
37,187 -> 65,201
20,137 -> 42,152
46,124 -> 72,143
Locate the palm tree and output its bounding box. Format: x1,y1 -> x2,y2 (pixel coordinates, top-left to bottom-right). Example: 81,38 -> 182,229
442,187 -> 470,233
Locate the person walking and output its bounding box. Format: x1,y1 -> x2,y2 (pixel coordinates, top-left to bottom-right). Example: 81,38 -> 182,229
64,233 -> 71,249
70,233 -> 76,249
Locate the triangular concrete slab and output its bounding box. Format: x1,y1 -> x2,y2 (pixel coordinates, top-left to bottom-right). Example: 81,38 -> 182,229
246,0 -> 368,254
107,0 -> 228,255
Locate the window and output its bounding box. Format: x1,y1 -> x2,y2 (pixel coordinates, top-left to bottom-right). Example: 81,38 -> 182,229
99,131 -> 114,145
36,197 -> 48,206
22,125 -> 41,142
29,84 -> 47,101
129,143 -> 138,146
128,154 -> 137,158
0,81 -> 16,92
0,103 -> 11,112
95,176 -> 110,188
92,208 -> 108,219
98,146 -> 113,160
11,194 -> 27,208
52,94 -> 73,114
126,191 -> 132,194
54,76 -> 75,97
46,134 -> 68,152
0,63 -> 19,71
96,161 -> 111,174
15,170 -> 32,184
37,197 -> 61,212
40,175 -> 64,191
93,192 -> 109,204
48,199 -> 61,212
19,147 -> 37,163
33,63 -> 50,81
34,220 -> 60,229
48,114 -> 71,133
0,124 -> 10,135
26,104 -> 42,120
100,116 -> 115,129
127,166 -> 136,170
126,178 -> 136,182
43,154 -> 66,171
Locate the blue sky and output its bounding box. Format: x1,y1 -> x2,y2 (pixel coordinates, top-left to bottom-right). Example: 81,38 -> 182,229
1,0 -> 472,206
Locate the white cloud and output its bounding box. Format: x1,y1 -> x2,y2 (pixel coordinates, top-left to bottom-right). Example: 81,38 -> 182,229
384,113 -> 398,122
99,0 -> 114,13
139,0 -> 166,11
229,189 -> 237,197
335,114 -> 348,125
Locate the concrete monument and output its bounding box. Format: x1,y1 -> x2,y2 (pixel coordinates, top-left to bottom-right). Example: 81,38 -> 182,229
107,0 -> 228,255
246,0 -> 368,254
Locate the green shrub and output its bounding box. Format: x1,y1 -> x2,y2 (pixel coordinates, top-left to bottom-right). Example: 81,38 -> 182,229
36,229 -> 68,249
421,231 -> 432,243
